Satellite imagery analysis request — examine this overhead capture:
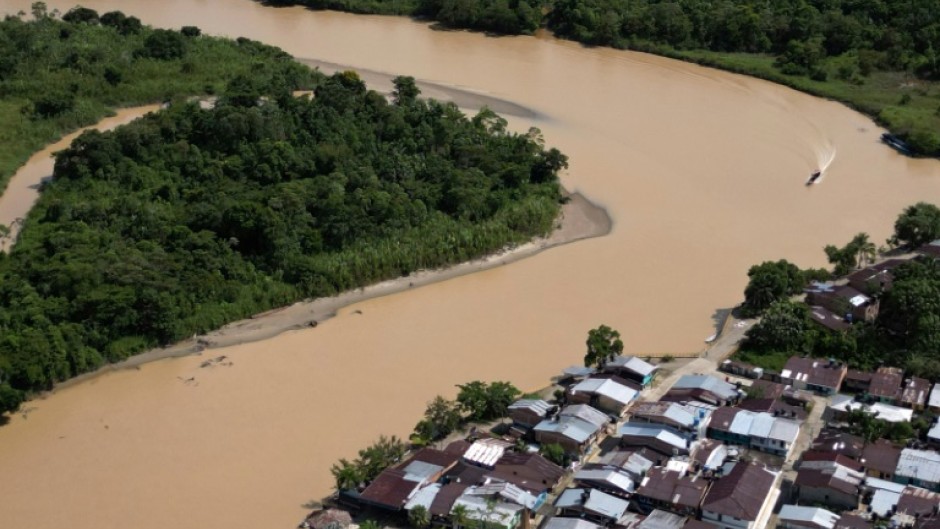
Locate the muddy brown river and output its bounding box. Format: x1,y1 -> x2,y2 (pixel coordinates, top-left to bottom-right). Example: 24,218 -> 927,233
0,1 -> 938,528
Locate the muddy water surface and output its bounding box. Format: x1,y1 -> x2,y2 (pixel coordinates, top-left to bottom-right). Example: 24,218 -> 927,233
1,1 -> 939,528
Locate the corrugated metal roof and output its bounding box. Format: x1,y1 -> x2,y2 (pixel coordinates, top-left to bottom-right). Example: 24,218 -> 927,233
930,384 -> 940,409
618,423 -> 689,450
466,481 -> 538,509
778,505 -> 840,529
637,509 -> 685,529
929,422 -> 940,441
534,416 -> 599,443
563,366 -> 597,378
543,518 -> 603,529
672,375 -> 738,401
463,439 -> 511,468
572,378 -> 638,405
560,404 -> 610,428
556,488 -> 630,520
405,483 -> 442,511
508,399 -> 552,415
896,449 -> 940,484
453,494 -> 522,525
607,356 -> 658,377
870,489 -> 901,517
574,467 -> 636,493
403,461 -> 444,483
829,398 -> 914,423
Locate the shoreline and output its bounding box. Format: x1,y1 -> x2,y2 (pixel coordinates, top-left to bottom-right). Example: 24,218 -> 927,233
47,190 -> 611,394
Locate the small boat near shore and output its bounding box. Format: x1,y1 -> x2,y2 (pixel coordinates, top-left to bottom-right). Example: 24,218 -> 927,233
806,170 -> 822,185
881,132 -> 912,155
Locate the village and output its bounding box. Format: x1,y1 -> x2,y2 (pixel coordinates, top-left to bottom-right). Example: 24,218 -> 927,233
300,241 -> 940,529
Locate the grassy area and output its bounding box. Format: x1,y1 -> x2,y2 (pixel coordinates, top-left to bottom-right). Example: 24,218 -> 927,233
733,349 -> 792,372
654,48 -> 940,154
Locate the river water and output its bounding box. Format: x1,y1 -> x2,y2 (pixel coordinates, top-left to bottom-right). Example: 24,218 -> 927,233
0,1 -> 938,527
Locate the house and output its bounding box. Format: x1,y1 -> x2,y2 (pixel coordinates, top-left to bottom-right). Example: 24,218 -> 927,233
929,423 -> 940,448
778,505 -> 841,529
662,375 -> 741,406
899,377 -> 930,410
861,439 -> 902,480
895,449 -> 940,492
359,448 -> 460,510
542,518 -> 604,529
463,438 -> 513,469
700,462 -> 779,529
619,423 -> 692,457
574,464 -> 637,498
930,384 -> 940,413
568,376 -> 639,416
847,259 -> 906,295
508,399 -> 554,429
825,395 -> 914,424
794,458 -> 864,510
533,409 -> 604,457
490,452 -> 565,494
600,448 -> 658,481
805,283 -> 879,322
781,357 -> 847,395
897,487 -> 940,517
869,367 -> 904,404
632,467 -> 709,516
719,360 -> 763,379
603,356 -> 659,387
452,483 -> 537,529
692,439 -> 729,473
842,370 -> 873,394
705,407 -> 801,458
555,488 -> 631,525
628,401 -> 714,438
638,510 -> 686,529
833,514 -> 872,529
809,305 -> 852,332
866,476 -> 905,517
812,429 -> 865,461
736,396 -> 807,421
919,240 -> 940,259
560,366 -> 597,384
559,404 -> 612,429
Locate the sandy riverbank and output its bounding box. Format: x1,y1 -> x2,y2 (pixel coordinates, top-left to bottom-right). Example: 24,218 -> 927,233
51,190 -> 611,391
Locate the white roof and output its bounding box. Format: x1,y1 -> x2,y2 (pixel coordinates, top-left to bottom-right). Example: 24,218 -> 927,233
723,408 -> 800,443
828,397 -> 914,423
896,449 -> 940,484
607,356 -> 658,376
560,404 -> 611,428
930,384 -> 940,409
463,439 -> 511,468
929,422 -> 940,441
508,399 -> 552,416
466,481 -> 539,509
453,494 -> 522,524
778,505 -> 840,529
543,518 -> 603,529
534,416 -> 600,443
405,483 -> 441,511
866,476 -> 906,493
572,378 -> 639,406
618,423 -> 690,450
403,461 -> 444,483
556,488 -> 630,520
870,489 -> 902,517
574,468 -> 636,493
848,294 -> 870,307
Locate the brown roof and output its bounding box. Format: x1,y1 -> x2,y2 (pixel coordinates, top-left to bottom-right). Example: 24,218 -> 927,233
845,370 -> 873,384
444,440 -> 472,455
359,469 -> 419,509
692,439 -> 725,467
429,482 -> 468,517
834,513 -> 872,529
812,430 -> 865,460
489,452 -> 565,493
702,463 -> 777,521
900,377 -> 930,407
783,357 -> 847,389
737,398 -> 808,420
635,468 -> 709,509
869,368 -> 903,399
861,440 -> 902,476
898,487 -> 940,516
800,451 -> 864,471
707,407 -> 740,433
402,447 -> 461,470
304,509 -> 353,529
683,520 -> 719,529
794,467 -> 860,497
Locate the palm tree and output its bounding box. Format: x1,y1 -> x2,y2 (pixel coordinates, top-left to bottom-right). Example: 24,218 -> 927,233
408,505 -> 430,529
329,458 -> 362,491
852,233 -> 877,269
451,504 -> 469,529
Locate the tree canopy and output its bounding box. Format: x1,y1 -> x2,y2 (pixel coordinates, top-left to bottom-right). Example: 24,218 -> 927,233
892,202 -> 940,248
742,259 -> 806,316
0,69 -> 564,411
455,380 -> 522,421
584,324 -> 623,368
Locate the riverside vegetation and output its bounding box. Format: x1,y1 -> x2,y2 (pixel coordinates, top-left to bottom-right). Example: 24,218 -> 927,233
0,21 -> 567,412
262,0 -> 940,156
0,3 -> 317,193
736,202 -> 940,379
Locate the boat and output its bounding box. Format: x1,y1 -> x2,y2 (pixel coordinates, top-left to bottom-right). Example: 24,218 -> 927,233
881,132 -> 912,155
806,170 -> 822,185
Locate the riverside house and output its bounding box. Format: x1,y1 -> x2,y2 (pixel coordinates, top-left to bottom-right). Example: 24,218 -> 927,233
602,356 -> 659,388
628,401 -> 715,439
780,357 -> 847,396
568,376 -> 639,416
533,404 -> 608,457
661,375 -> 740,407
508,399 -> 554,429
619,423 -> 693,457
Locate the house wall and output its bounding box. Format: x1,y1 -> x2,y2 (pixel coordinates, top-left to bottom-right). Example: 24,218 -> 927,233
510,409 -> 544,429
893,474 -> 940,492
597,394 -> 629,416
749,436 -> 793,458
633,494 -> 698,516
702,509 -> 757,529
796,485 -> 859,511
534,431 -> 588,455
707,429 -> 749,447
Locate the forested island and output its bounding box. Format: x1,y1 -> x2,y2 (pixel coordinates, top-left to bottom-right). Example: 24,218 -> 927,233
735,202 -> 940,380
0,9 -> 567,413
0,3 -> 315,192
263,0 -> 940,156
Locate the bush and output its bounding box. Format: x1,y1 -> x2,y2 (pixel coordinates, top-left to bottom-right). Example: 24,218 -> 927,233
141,29 -> 186,60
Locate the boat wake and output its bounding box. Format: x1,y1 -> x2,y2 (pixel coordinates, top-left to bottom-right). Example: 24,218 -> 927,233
807,144 -> 836,186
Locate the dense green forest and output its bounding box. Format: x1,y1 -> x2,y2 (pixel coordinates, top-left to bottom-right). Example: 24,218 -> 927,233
262,0 -> 940,156
0,4 -> 315,192
736,203 -> 940,379
0,67 -> 565,413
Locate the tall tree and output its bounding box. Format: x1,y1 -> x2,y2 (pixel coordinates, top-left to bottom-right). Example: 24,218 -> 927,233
409,505 -> 430,529
893,202 -> 940,248
584,324 -> 623,367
